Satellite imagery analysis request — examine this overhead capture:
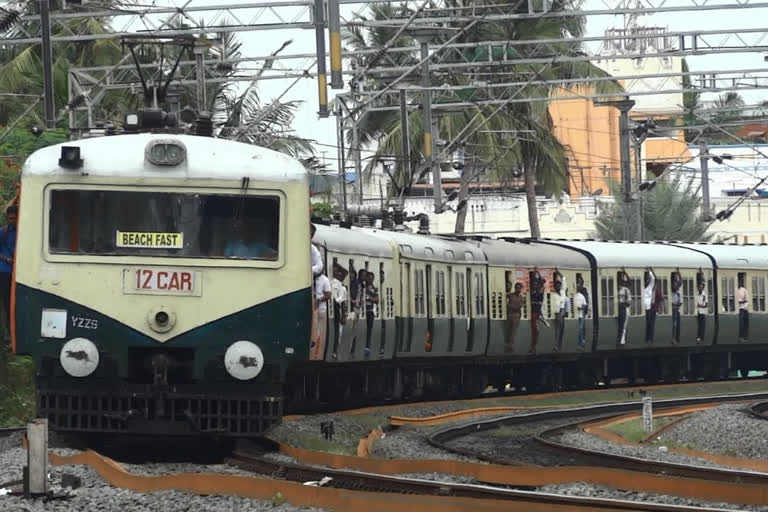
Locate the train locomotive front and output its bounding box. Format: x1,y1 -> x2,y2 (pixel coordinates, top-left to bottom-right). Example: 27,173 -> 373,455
13,133 -> 311,436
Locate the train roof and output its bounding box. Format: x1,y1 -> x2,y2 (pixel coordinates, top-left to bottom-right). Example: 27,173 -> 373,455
478,239 -> 591,269
540,239 -> 713,269
671,243 -> 768,269
313,224 -> 394,259
358,228 -> 487,263
21,133 -> 307,183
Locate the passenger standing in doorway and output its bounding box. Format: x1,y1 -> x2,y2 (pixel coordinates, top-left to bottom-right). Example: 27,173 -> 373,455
553,271 -> 568,352
671,271 -> 682,344
505,282 -> 523,352
310,224 -> 323,277
330,265 -> 348,359
617,272 -> 630,346
364,271 -> 379,358
697,281 -> 708,343
0,205 -> 17,344
530,268 -> 545,354
310,271 -> 332,360
643,267 -> 656,344
574,286 -> 587,349
737,276 -> 750,342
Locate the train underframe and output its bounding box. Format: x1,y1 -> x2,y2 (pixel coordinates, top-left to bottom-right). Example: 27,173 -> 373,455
286,346 -> 768,412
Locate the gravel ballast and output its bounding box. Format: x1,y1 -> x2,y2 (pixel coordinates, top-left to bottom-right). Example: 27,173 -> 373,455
657,404 -> 768,459
0,442 -> 327,512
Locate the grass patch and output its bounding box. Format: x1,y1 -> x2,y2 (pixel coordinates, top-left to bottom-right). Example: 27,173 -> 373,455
283,432 -> 357,456
606,416 -> 682,443
0,354 -> 35,427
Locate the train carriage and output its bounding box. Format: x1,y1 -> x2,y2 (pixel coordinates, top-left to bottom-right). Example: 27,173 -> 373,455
478,238 -> 593,356
542,241 -> 714,352
15,133 -> 312,436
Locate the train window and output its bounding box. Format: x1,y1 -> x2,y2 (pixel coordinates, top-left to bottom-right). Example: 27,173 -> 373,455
682,279 -> 695,315
418,269 -> 428,316
721,277 -> 736,313
436,271 -> 446,316
629,278 -> 643,316
386,287 -> 395,318
48,190 -> 280,260
474,273 -> 485,317
752,276 -> 766,312
600,277 -> 615,317
455,272 -> 466,316
707,278 -> 714,314
659,278 -> 669,315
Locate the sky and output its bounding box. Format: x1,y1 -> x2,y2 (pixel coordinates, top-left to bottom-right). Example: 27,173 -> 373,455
90,0 -> 768,170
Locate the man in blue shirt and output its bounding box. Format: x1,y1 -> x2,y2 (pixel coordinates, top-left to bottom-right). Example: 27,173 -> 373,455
224,219 -> 277,260
0,206 -> 17,344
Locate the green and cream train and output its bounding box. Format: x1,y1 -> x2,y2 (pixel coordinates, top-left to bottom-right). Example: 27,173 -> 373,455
13,129 -> 768,437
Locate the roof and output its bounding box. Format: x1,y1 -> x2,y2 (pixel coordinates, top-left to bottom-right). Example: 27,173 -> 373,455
21,133 -> 307,183
313,224 -> 394,259
479,239 -> 590,269
542,239 -> 713,269
358,228 -> 487,263
671,243 -> 768,269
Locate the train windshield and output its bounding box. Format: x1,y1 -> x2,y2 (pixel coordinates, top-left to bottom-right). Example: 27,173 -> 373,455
48,189 -> 280,260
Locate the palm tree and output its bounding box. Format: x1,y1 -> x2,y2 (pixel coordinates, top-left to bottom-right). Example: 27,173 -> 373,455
344,0 -> 621,237
593,177 -> 711,241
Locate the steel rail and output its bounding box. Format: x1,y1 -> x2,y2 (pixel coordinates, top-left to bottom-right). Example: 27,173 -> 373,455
429,392 -> 768,486
224,450 -> 732,511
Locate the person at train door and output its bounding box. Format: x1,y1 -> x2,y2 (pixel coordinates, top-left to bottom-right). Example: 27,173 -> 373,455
617,272 -> 630,346
310,271 -> 332,360
696,281 -> 708,343
671,272 -> 682,344
330,264 -> 348,360
643,268 -> 656,344
310,224 -> 323,277
529,268 -> 546,354
574,287 -> 587,349
737,276 -> 750,342
505,281 -> 523,353
0,205 -> 17,345
553,272 -> 568,352
363,271 -> 379,358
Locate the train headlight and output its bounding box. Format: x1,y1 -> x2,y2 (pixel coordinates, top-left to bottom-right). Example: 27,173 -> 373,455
59,337 -> 99,377
145,139 -> 186,166
224,341 -> 264,380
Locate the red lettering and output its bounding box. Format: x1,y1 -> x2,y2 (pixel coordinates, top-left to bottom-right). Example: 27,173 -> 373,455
169,273 -> 180,290
141,269 -> 153,289
136,269 -> 141,288
157,271 -> 168,289
180,272 -> 192,291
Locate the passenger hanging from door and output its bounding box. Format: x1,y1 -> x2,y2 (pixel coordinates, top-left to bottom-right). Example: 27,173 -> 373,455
364,271 -> 379,358
553,269 -> 568,352
529,268 -> 547,354
737,273 -> 750,342
643,267 -> 656,344
696,280 -> 708,343
670,270 -> 682,344
617,270 -> 631,346
505,281 -> 523,352
330,264 -> 348,360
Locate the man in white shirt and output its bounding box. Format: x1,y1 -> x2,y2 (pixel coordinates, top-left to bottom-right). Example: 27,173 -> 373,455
330,265 -> 348,359
574,288 -> 587,349
643,268 -> 656,344
671,272 -> 682,344
737,276 -> 749,342
310,272 -> 331,360
696,281 -> 708,343
553,273 -> 568,352
310,224 -> 323,277
617,272 -> 630,346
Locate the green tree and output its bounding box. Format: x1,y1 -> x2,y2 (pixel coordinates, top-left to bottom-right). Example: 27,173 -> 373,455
344,0 -> 621,237
593,177 -> 711,242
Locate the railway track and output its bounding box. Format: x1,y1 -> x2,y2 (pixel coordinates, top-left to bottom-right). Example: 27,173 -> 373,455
746,400 -> 768,421
428,391 -> 768,485
224,450 -> 739,511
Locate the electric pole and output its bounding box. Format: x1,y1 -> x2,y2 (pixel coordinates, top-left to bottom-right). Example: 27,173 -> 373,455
699,142 -> 711,219
399,89 -> 410,208
40,0 -> 55,129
